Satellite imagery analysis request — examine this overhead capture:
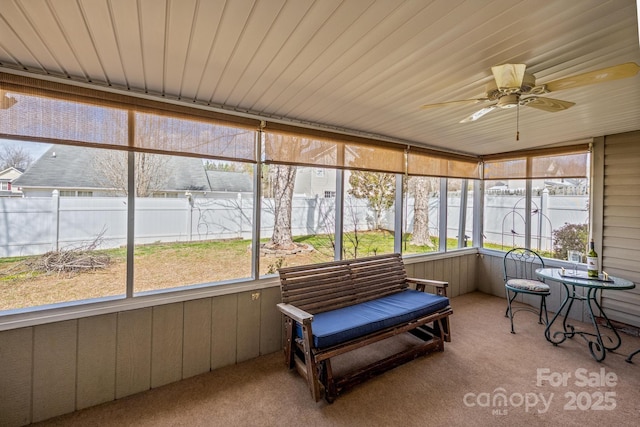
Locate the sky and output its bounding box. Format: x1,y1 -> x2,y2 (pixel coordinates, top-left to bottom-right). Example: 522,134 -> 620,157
0,138 -> 51,162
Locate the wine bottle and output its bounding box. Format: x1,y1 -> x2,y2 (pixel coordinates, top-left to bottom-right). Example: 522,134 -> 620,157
587,239 -> 598,278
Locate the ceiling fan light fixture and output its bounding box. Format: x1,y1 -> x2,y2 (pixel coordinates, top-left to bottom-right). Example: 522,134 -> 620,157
491,63 -> 527,91
497,94 -> 520,109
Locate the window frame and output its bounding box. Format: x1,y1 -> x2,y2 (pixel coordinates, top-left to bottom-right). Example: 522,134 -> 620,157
480,145 -> 592,258
0,72 -> 480,326
0,146 -> 477,320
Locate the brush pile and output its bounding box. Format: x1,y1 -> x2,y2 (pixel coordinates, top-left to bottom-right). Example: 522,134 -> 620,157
1,232 -> 111,280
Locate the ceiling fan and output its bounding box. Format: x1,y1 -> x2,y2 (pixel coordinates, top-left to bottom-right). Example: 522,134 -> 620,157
421,62 -> 640,123
0,90 -> 18,109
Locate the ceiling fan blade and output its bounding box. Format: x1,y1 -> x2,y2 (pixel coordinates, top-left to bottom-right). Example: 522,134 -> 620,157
524,97 -> 575,112
0,91 -> 17,109
544,62 -> 640,92
491,64 -> 526,89
460,105 -> 497,123
420,98 -> 488,109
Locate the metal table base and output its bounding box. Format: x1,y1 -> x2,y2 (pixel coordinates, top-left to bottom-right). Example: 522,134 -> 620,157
536,268 -> 635,362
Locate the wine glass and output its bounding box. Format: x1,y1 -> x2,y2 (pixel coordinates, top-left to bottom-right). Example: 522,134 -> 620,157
567,250 -> 582,275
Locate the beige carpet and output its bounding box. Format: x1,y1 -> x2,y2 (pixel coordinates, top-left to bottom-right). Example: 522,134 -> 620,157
36,292 -> 640,427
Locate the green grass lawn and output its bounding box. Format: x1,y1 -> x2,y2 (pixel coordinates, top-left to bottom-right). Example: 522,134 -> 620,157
1,230 -> 463,275
0,230 -> 472,310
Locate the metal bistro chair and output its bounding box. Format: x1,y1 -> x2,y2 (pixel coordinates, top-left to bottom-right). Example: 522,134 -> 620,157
626,348 -> 640,363
504,248 -> 550,334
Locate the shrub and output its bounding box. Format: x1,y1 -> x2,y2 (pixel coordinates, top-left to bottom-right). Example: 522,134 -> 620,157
553,223 -> 588,260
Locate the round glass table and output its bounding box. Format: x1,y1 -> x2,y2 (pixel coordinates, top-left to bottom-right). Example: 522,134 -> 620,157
535,268 -> 635,362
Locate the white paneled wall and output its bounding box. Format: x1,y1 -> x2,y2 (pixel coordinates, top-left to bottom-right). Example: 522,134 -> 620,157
0,288 -> 280,426
404,253 -> 477,298
601,132 -> 640,327
182,299 -> 213,379
77,314 -> 117,410
1,328 -> 33,426
0,254 -> 478,426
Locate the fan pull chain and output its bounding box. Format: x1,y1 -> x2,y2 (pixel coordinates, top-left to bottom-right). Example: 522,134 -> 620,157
516,102 -> 520,141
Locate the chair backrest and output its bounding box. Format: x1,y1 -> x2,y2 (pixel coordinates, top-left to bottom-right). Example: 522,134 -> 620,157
278,253 -> 408,314
503,248 -> 545,282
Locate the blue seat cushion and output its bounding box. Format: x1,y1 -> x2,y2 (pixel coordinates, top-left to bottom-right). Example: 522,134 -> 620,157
298,289 -> 450,349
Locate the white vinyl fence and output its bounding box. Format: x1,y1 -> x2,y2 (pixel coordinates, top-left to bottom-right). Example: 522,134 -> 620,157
484,192 -> 589,252
0,191 -> 588,258
0,193 -> 374,258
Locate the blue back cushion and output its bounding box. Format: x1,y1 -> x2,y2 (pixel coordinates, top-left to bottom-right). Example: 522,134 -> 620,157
297,289 -> 450,348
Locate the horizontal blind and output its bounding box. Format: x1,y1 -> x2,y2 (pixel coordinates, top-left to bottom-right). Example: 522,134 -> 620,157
600,131 -> 640,328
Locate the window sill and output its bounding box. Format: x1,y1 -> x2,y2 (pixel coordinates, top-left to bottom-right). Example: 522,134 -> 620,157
0,276 -> 280,331
0,250 -> 479,331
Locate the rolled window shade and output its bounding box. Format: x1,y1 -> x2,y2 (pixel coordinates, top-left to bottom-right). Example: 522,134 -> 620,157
263,130 -> 405,173
134,112 -> 256,161
1,72 -> 259,162
0,87 -> 128,147
263,132 -> 340,167
407,150 -> 480,179
447,158 -> 481,179
530,151 -> 589,178
483,158 -> 527,180
344,143 -> 405,173
482,145 -> 590,180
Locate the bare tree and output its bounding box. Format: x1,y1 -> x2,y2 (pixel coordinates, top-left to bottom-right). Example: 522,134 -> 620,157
0,144 -> 33,170
204,160 -> 252,172
342,198 -> 365,258
262,131 -> 319,253
93,151 -> 169,197
263,163 -> 297,250
407,176 -> 438,248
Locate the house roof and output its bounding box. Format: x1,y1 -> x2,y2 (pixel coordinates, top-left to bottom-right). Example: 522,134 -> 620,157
206,170 -> 252,193
13,145 -> 104,190
0,166 -> 22,180
0,1 -> 639,156
13,145 -> 211,193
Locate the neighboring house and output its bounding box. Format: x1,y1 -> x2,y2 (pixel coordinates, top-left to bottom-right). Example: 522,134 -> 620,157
0,166 -> 23,197
294,167 -> 337,198
13,144 -> 211,198
486,178 -> 585,195
205,170 -> 253,199
13,144 -> 334,199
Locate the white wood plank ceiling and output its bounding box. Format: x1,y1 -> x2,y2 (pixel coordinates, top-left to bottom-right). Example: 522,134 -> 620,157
0,0 -> 639,156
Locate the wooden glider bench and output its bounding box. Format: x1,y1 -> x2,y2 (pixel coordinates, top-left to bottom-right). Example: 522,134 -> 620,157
276,253 -> 452,402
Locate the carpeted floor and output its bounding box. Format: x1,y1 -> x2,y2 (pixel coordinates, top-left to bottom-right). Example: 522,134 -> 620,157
35,292 -> 640,427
